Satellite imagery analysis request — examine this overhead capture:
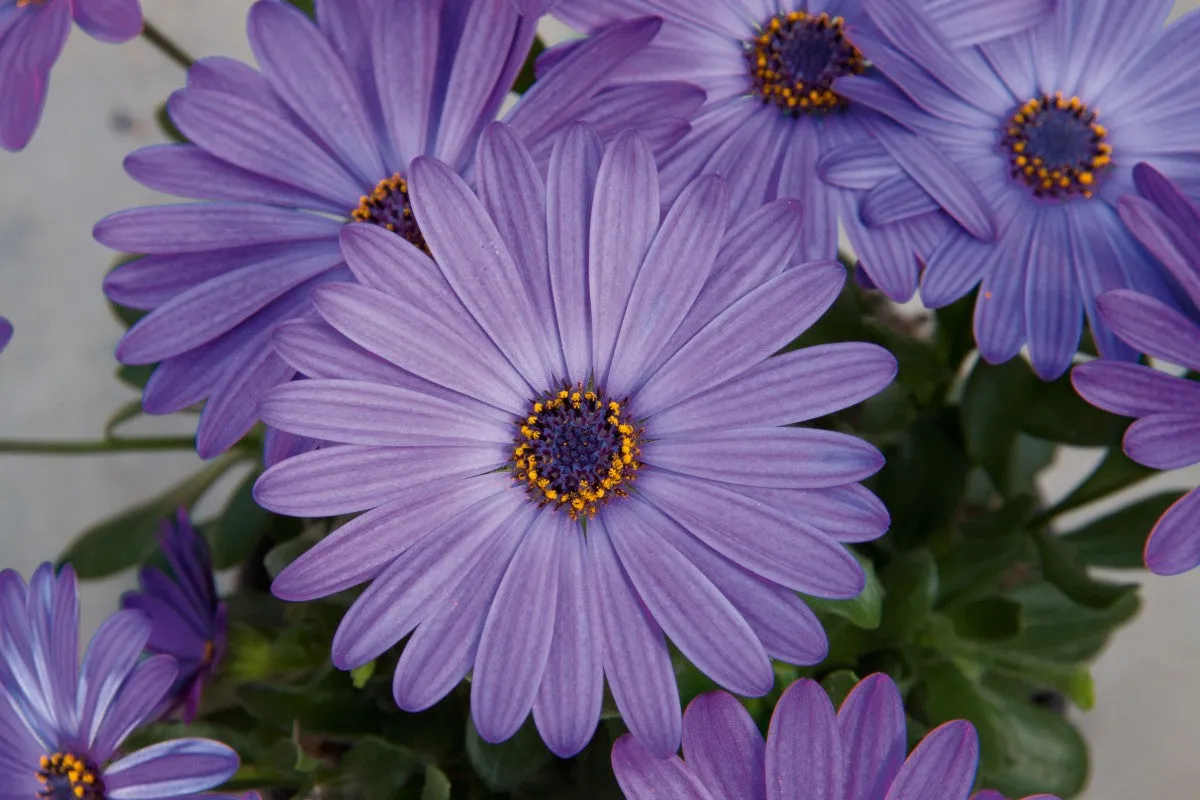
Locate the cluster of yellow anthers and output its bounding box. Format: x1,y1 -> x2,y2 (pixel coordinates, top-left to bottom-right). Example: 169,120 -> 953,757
1002,92 -> 1113,200
351,173 -> 413,230
747,11 -> 864,115
512,388 -> 641,521
37,752 -> 102,800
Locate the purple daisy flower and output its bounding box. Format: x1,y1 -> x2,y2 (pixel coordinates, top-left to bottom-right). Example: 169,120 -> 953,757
95,0 -> 699,460
612,674 -> 1060,800
0,0 -> 142,151
252,121 -> 895,758
0,316 -> 12,352
1071,164 -> 1200,576
546,0 -> 1050,300
836,0 -> 1200,380
0,563 -> 239,799
121,508 -> 228,723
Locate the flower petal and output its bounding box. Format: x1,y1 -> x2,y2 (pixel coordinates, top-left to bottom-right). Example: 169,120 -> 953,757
1096,290 -> 1200,371
860,175 -> 938,227
683,692 -> 766,800
91,656 -> 178,764
838,674 -> 906,800
1070,361 -> 1200,417
372,0 -> 437,166
1122,413 -> 1200,470
765,679 -> 841,800
72,0 -> 141,41
1145,487 -> 1200,576
1118,192 -> 1200,311
78,610 -> 152,751
611,735 -> 716,800
883,721 -> 979,800
1024,207 -> 1082,380
104,739 -> 239,800
94,204 -> 342,255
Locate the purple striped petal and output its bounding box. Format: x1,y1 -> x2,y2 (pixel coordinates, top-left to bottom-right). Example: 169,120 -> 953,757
78,611 -> 151,751
1145,487 -> 1200,576
861,176 -> 938,227
883,721 -> 978,800
589,130 -> 660,386
1025,207 -> 1082,380
1122,413 -> 1200,470
925,0 -> 1053,46
778,121 -> 837,263
974,222 -> 1032,365
184,56 -> 284,112
103,739 -> 239,800
765,679 -> 841,800
532,530 -> 604,757
195,339 -> 297,459
72,0 -> 142,42
264,474 -> 510,600
589,518 -> 681,759
1119,193 -> 1200,311
683,692 -> 766,800
638,471 -> 865,599
1096,290 -> 1200,371
648,344 -> 897,436
818,143 -> 902,190
94,204 -> 342,254
920,226 -> 1006,309
372,0 -> 437,166
91,656 -> 178,764
472,513 -> 565,743
393,506 -> 531,712
607,500 -> 772,696
636,264 -> 845,417
0,2 -> 69,151
611,735 -> 717,800
1071,361 -> 1200,417
643,428 -> 884,489
271,317 -> 415,385
839,674 -> 906,800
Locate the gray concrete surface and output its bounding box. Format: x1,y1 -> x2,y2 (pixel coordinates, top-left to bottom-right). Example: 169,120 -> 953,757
0,2 -> 1197,797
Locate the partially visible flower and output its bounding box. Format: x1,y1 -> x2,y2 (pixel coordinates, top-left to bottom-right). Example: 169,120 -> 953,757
0,0 -> 143,151
612,674 -> 1060,800
511,0 -> 559,14
253,122 -> 894,758
549,0 -> 1050,300
122,508 -> 227,722
1072,164 -> 1200,576
96,0 -> 698,459
0,563 -> 239,798
0,316 -> 11,352
838,0 -> 1200,379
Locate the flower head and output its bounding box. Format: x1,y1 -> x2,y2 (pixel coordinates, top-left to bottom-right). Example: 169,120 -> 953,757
0,316 -> 11,352
252,122 -> 895,758
0,563 -> 239,799
95,0 -> 699,459
612,674 -> 1061,800
121,508 -> 227,723
1072,164 -> 1200,575
548,0 -> 1049,300
0,0 -> 143,151
838,0 -> 1200,379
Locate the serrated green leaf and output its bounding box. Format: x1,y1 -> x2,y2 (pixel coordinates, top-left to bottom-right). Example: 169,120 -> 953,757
803,551 -> 883,630
1035,530 -> 1136,609
1059,491 -> 1184,569
1007,582 -> 1141,664
466,717 -> 553,793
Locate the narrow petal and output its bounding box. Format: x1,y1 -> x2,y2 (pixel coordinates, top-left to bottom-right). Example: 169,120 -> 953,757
607,500 -> 772,696
264,473 -> 511,600
533,530 -> 604,757
648,344 -> 897,436
103,739 -> 239,800
683,692 -> 766,800
72,0 -> 142,42
194,340 -> 297,459
636,264 -> 845,417
78,611 -> 152,751
271,317 -> 417,386
471,513 -> 564,743
1024,207 -> 1082,380
589,519 -> 681,759
924,0 -> 1053,46
1118,194 -> 1200,311
838,674 -> 906,800
1145,487 -> 1200,576
94,204 -> 342,254
765,679 -> 841,800
372,0 -> 438,165
883,721 -> 979,800
589,130 -> 660,386
1070,361 -> 1200,417
611,735 -> 717,800
1122,413 -> 1200,470
817,142 -> 903,190
91,656 -> 178,764
777,121 -> 837,263
920,226 -> 1006,309
974,223 -> 1032,365
0,3 -> 69,151
1096,290 -> 1200,371
860,175 -> 938,227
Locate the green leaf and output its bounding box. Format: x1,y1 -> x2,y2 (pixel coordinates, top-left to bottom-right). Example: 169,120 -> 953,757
284,0 -> 315,17
117,363 -> 155,390
1059,491 -> 1184,569
421,765 -> 451,800
877,550 -> 937,641
875,410 -> 970,548
960,358 -> 1034,494
1007,582 -> 1141,664
264,531 -> 322,579
803,551 -> 883,630
334,737 -> 420,800
944,598 -> 1023,641
934,292 -> 976,374
466,717 -> 553,793
1035,530 -> 1137,609
1019,374 -> 1127,446
59,453 -> 240,578
1042,446 -> 1155,520
350,661 -> 376,689
512,35 -> 546,94
239,682 -> 379,739
820,669 -> 860,709
207,468 -> 271,569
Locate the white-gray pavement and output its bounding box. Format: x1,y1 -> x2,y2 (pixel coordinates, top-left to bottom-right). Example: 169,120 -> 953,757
0,3 -> 1196,797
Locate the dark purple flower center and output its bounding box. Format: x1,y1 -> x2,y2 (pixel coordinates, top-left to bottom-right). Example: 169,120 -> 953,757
37,752 -> 106,800
511,384 -> 642,520
1000,93 -> 1113,200
351,173 -> 429,253
746,10 -> 865,116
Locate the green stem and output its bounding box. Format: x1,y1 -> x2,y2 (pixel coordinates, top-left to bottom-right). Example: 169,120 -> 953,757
141,20 -> 195,70
0,437 -> 197,455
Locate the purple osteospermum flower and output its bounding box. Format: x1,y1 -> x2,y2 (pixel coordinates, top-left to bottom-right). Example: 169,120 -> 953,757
95,0 -> 699,460
121,508 -> 228,723
548,0 -> 1051,300
612,674 -> 1060,800
1071,165 -> 1200,576
0,0 -> 142,151
252,121 -> 896,758
836,0 -> 1200,380
0,563 -> 239,799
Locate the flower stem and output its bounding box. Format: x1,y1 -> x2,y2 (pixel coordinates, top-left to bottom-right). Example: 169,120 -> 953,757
141,20 -> 195,70
0,436 -> 197,455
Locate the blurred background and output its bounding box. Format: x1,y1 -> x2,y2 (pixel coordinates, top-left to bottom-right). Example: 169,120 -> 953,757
0,2 -> 1197,796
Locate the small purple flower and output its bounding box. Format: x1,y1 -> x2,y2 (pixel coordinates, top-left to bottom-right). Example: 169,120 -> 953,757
548,0 -> 1049,300
0,563 -> 239,799
0,316 -> 12,352
252,122 -> 895,758
96,0 -> 698,459
0,0 -> 143,151
122,509 -> 228,723
612,674 -> 1060,800
1072,165 -> 1200,576
838,0 -> 1200,380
